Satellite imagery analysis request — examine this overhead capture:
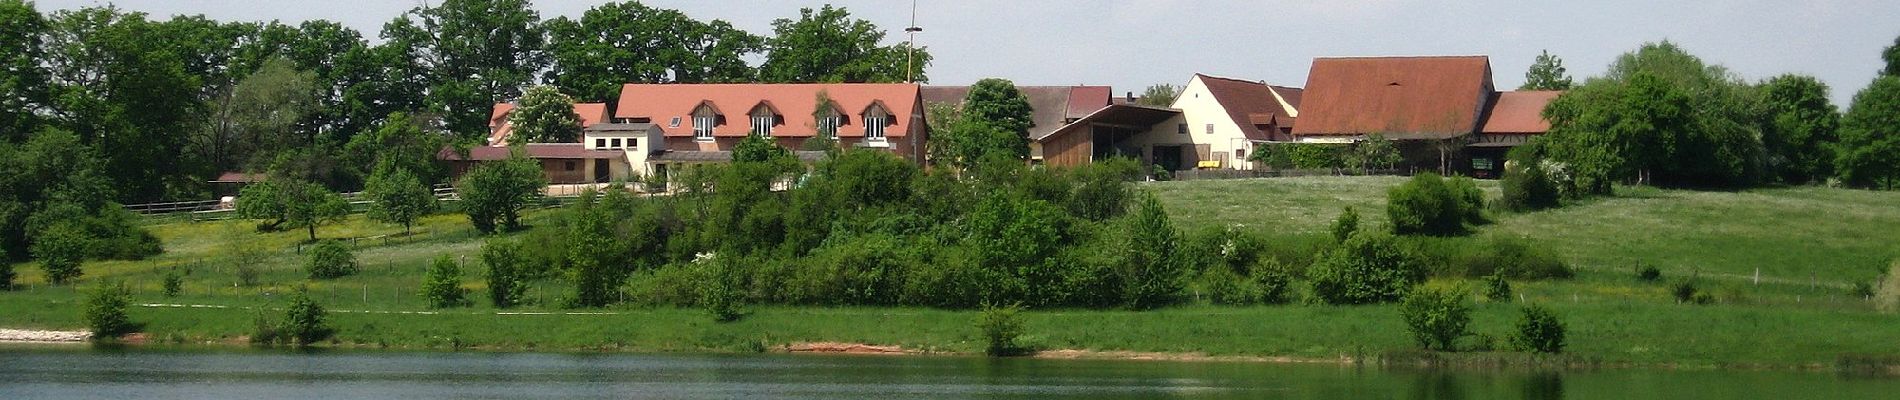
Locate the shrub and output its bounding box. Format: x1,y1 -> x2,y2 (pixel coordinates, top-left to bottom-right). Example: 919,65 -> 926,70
236,264 -> 261,287
1473,238 -> 1573,279
977,303 -> 1027,356
1484,273 -> 1513,301
1511,304 -> 1567,354
422,255 -> 470,309
31,223 -> 92,284
1387,173 -> 1483,236
1309,234 -> 1426,305
304,240 -> 358,279
1330,207 -> 1360,242
85,281 -> 137,339
1672,280 -> 1712,304
1251,259 -> 1295,305
249,311 -> 284,345
284,288 -> 334,346
161,269 -> 183,297
1121,192 -> 1186,309
0,248 -> 12,289
482,240 -> 529,308
700,256 -> 746,322
1500,161 -> 1561,212
1399,286 -> 1471,351
1068,159 -> 1137,221
1637,264 -> 1662,282
1197,267 -> 1262,305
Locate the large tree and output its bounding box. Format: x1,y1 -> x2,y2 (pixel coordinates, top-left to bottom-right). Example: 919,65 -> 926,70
933,78 -> 1033,168
43,6 -> 204,202
1543,41 -> 1765,189
194,58 -> 319,173
1521,49 -> 1574,90
1835,76 -> 1900,190
1883,35 -> 1900,77
544,2 -> 761,102
509,85 -> 582,143
0,0 -> 49,141
342,112 -> 448,186
759,5 -> 928,83
1758,74 -> 1841,184
1138,84 -> 1179,107
382,0 -> 547,138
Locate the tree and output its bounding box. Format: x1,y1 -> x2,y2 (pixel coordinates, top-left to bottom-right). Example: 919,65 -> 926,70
936,78 -> 1034,167
510,85 -> 582,143
235,177 -> 349,240
1500,160 -> 1561,211
0,0 -> 50,141
382,0 -> 547,138
1138,84 -> 1179,107
1520,50 -> 1574,90
1836,76 -> 1900,189
31,223 -> 91,284
1759,74 -> 1841,184
85,281 -> 136,338
1884,35 -> 1900,77
364,166 -> 436,234
802,90 -> 841,151
1543,72 -> 1694,190
1308,234 -> 1425,305
343,112 -> 448,186
305,239 -> 359,279
43,7 -> 204,202
193,57 -> 318,173
544,2 -> 761,101
457,149 -> 546,233
422,255 -> 470,308
1122,192 -> 1185,310
1348,134 -> 1402,173
1511,304 -> 1567,353
482,239 -> 529,308
284,287 -> 333,346
759,5 -> 927,83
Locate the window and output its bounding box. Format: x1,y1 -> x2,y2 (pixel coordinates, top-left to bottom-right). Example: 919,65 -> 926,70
564,161 -> 576,171
864,106 -> 890,140
594,138 -> 606,149
668,117 -> 681,128
693,113 -> 715,140
610,138 -> 622,148
1236,149 -> 1246,159
818,116 -> 842,138
751,114 -> 774,137
1205,124 -> 1214,134
1177,123 -> 1187,134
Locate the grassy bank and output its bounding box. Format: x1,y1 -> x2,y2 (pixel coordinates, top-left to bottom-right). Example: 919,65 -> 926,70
3,176 -> 1898,370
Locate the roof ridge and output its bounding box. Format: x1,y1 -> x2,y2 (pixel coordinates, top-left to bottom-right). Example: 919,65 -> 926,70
1313,55 -> 1490,60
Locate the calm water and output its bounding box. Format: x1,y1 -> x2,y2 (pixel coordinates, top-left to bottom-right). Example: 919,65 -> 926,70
2,345 -> 1895,399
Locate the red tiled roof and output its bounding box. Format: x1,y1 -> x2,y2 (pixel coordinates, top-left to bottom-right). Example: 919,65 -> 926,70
439,144 -> 622,161
616,83 -> 921,138
1066,86 -> 1113,120
1198,74 -> 1303,141
1290,56 -> 1494,139
1478,90 -> 1560,134
210,172 -> 266,183
488,102 -> 612,146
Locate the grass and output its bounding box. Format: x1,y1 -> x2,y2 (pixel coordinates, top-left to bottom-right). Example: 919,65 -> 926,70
3,176 -> 1899,371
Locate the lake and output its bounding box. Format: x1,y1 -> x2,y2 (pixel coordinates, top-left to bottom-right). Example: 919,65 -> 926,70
2,345 -> 1895,399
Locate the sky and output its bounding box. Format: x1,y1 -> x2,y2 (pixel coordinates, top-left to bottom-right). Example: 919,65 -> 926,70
35,0 -> 1900,105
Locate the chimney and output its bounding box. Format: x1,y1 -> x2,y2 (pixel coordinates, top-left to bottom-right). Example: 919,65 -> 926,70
1126,91 -> 1135,103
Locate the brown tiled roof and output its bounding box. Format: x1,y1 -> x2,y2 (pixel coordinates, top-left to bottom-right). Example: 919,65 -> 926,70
1290,56 -> 1494,140
616,84 -> 921,138
488,102 -> 611,146
651,150 -> 829,163
1478,90 -> 1560,134
210,172 -> 266,183
921,85 -> 1113,140
439,144 -> 622,161
1197,74 -> 1302,141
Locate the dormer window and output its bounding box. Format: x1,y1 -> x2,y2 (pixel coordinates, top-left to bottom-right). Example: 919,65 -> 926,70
818,115 -> 843,139
692,103 -> 720,141
862,103 -> 892,141
749,103 -> 780,137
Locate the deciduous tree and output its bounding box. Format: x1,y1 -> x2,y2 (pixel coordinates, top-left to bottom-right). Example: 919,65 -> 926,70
1758,74 -> 1841,184
457,148 -> 545,233
509,85 -> 582,143
1835,76 -> 1900,189
1520,50 -> 1574,90
364,166 -> 436,234
760,5 -> 926,83
1138,84 -> 1179,107
382,0 -> 547,138
544,2 -> 761,101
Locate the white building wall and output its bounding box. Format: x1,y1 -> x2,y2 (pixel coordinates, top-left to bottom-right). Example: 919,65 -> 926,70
1117,76 -> 1257,170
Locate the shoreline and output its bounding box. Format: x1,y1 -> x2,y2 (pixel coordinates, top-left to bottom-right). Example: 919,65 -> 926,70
0,328 -> 91,344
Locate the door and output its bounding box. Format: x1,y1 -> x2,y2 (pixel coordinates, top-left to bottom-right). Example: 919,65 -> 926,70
1152,145 -> 1183,171
594,159 -> 610,183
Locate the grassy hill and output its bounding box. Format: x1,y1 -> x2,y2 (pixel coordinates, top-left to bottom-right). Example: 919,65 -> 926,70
3,176 -> 1897,368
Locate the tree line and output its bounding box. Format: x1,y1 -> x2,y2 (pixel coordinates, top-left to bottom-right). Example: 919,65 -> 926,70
0,0 -> 930,268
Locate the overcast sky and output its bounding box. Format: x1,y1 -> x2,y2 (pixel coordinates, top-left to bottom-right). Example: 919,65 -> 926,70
36,0 -> 1900,105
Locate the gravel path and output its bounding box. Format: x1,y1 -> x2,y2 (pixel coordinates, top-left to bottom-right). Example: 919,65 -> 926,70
0,328 -> 90,343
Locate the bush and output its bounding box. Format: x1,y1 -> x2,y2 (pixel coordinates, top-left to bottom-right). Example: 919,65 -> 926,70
1637,264 -> 1662,282
1483,273 -> 1512,301
977,303 -> 1027,356
1121,192 -> 1186,309
0,248 -> 12,289
1330,207 -> 1360,242
422,255 -> 470,308
31,223 -> 92,284
162,269 -> 183,297
304,240 -> 358,279
1399,286 -> 1471,351
85,281 -> 137,339
482,240 -> 529,308
1387,173 -> 1484,236
1672,280 -> 1711,304
1068,159 -> 1138,221
249,311 -> 285,345
1470,238 -> 1573,279
1309,234 -> 1426,305
1252,260 -> 1295,305
284,288 -> 333,346
1500,161 -> 1562,212
1196,267 -> 1261,305
1511,304 -> 1567,354
699,256 -> 746,322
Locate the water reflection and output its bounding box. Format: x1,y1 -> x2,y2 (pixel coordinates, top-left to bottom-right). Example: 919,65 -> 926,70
0,346 -> 1895,399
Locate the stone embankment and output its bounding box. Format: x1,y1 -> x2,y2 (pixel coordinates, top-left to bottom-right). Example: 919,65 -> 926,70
0,328 -> 91,343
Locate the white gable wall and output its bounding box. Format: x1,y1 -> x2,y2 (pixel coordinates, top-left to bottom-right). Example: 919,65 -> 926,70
1118,76 -> 1257,170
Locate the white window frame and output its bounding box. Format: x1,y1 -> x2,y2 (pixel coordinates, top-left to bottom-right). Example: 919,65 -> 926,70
818,115 -> 842,138
751,114 -> 775,137
865,115 -> 888,141
693,115 -> 715,141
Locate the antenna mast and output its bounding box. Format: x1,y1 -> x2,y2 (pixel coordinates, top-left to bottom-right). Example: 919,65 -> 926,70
905,0 -> 923,83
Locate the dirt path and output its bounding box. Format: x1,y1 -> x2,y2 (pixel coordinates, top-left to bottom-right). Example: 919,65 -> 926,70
0,328 -> 90,343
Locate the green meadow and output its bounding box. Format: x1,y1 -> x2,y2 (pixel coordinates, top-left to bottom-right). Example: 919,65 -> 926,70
3,176 -> 1898,369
